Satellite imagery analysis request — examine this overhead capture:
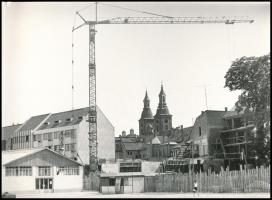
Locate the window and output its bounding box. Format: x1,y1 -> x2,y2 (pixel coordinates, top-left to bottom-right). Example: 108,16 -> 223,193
54,132 -> 59,139
109,178 -> 115,186
165,119 -> 168,123
65,130 -> 71,138
6,166 -> 32,176
43,133 -> 48,140
57,166 -> 79,175
48,133 -> 53,141
71,130 -> 76,140
165,125 -> 168,130
199,127 -> 202,137
26,135 -> 29,142
38,166 -> 51,176
36,134 -> 42,142
120,162 -> 141,172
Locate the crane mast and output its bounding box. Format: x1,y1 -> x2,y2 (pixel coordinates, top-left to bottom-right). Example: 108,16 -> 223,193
72,6 -> 253,172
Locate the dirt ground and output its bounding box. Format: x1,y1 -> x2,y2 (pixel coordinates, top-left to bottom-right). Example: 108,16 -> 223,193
16,191 -> 270,198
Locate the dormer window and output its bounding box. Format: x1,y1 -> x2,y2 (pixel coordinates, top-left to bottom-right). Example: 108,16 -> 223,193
78,116 -> 83,120
54,120 -> 62,124
44,122 -> 50,126
66,118 -> 73,122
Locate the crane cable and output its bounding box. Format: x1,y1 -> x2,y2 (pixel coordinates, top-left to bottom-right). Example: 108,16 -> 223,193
94,2 -> 174,18
72,13 -> 77,118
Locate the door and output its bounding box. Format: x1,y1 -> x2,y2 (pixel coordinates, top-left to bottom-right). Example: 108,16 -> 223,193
36,178 -> 53,192
115,177 -> 121,194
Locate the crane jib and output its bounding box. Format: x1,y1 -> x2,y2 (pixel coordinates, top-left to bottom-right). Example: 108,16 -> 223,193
85,17 -> 254,25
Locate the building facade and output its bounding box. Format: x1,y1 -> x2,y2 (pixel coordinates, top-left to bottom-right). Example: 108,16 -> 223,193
2,148 -> 84,193
2,124 -> 22,151
4,107 -> 115,164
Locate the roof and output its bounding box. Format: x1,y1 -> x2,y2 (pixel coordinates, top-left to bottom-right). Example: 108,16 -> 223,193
2,124 -> 22,140
2,148 -> 42,165
140,108 -> 154,119
120,137 -> 138,143
100,172 -> 157,177
169,126 -> 193,143
155,106 -> 171,116
2,148 -> 83,166
152,136 -> 169,144
18,114 -> 50,132
122,142 -> 145,151
38,107 -> 89,130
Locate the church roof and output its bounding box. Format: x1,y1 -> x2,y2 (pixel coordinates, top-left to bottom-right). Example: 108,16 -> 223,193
141,108 -> 154,119
159,84 -> 166,96
155,106 -> 171,116
144,90 -> 150,101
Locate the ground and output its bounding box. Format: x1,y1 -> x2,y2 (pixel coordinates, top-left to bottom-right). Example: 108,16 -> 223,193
16,191 -> 270,198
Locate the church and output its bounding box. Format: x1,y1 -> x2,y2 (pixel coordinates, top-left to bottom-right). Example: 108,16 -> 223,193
139,84 -> 173,143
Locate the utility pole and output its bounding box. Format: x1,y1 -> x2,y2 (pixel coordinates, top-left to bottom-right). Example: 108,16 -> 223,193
194,84 -> 213,110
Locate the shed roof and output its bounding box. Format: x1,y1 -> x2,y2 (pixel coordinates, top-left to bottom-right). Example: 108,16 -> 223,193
100,172 -> 156,177
2,124 -> 22,140
2,148 -> 83,166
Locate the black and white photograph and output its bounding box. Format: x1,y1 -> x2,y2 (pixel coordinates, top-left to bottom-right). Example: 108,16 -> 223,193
2,1 -> 270,198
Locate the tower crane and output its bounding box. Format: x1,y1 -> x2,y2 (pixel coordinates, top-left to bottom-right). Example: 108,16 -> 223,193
72,3 -> 253,172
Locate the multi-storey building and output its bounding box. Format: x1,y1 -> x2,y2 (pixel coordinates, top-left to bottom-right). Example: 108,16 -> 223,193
5,107 -> 115,164
2,124 -> 22,151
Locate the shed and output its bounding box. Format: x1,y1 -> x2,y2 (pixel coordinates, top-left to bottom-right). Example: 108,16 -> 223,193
2,148 -> 83,194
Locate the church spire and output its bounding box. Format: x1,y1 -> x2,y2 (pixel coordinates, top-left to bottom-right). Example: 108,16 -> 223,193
156,83 -> 170,115
140,90 -> 153,119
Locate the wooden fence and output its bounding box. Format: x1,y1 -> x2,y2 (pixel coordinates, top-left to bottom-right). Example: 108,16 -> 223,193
144,165 -> 270,193
83,172 -> 100,191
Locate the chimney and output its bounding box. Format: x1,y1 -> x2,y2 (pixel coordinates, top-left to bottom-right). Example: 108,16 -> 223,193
180,125 -> 183,129
225,107 -> 228,111
122,131 -> 126,137
130,129 -> 134,135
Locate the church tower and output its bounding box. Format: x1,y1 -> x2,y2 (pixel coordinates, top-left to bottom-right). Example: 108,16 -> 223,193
139,91 -> 155,143
154,84 -> 172,138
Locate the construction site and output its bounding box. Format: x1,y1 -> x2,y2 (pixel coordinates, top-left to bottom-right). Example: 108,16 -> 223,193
2,2 -> 270,197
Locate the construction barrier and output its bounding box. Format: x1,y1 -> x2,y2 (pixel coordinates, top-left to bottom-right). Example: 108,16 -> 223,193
144,165 -> 270,193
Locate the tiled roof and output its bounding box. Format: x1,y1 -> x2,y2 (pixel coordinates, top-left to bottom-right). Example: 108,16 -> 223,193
18,114 -> 50,132
2,124 -> 22,140
122,142 -> 145,151
38,107 -> 90,130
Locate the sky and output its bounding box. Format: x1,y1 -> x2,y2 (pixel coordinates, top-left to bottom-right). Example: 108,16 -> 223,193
2,2 -> 270,136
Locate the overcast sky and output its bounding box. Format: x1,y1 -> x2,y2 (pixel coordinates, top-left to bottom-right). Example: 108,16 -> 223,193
2,2 -> 270,136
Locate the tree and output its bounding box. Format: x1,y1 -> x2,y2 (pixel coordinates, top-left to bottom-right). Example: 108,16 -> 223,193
224,53 -> 270,165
